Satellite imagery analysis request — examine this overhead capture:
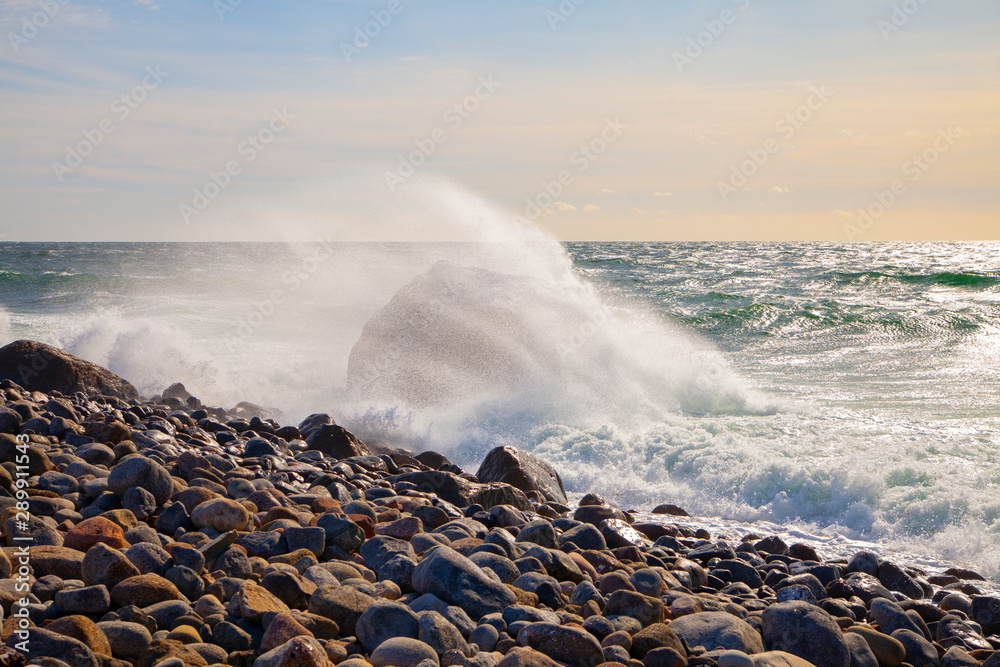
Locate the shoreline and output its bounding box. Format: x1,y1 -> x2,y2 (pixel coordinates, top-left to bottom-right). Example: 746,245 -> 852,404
1,339 -> 998,666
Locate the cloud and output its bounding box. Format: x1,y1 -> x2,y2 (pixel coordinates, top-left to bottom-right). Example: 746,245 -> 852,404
629,207 -> 649,215
652,191 -> 673,197
831,210 -> 854,219
769,186 -> 793,193
582,204 -> 601,212
597,188 -> 617,195
551,201 -> 577,212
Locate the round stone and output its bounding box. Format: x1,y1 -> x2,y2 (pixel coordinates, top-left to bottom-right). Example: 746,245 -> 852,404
107,455 -> 174,505
190,498 -> 251,532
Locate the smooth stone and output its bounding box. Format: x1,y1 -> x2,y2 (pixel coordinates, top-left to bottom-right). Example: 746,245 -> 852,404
122,486 -> 157,520
845,626 -> 904,667
516,622 -> 604,667
370,637 -> 440,667
54,584 -> 111,615
842,634 -> 879,667
98,620 -> 153,661
190,498 -> 250,532
419,610 -> 470,656
412,546 -> 516,619
718,650 -> 755,667
356,599 -> 421,652
889,628 -> 937,667
668,612 -> 764,653
253,635 -> 329,667
308,584 -> 374,635
761,601 -> 850,667
81,541 -> 140,588
107,454 -> 174,505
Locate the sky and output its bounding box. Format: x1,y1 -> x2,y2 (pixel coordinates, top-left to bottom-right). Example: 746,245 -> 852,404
0,0 -> 997,241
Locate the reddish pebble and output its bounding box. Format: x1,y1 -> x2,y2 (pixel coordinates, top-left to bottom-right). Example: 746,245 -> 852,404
260,611 -> 314,653
375,517 -> 422,540
63,516 -> 127,552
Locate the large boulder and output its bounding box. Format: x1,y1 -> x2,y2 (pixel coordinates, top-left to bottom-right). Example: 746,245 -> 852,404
0,339 -> 138,400
475,445 -> 568,504
412,545 -> 517,620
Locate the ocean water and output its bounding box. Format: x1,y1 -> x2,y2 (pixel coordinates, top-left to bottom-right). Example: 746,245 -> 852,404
1,230 -> 999,574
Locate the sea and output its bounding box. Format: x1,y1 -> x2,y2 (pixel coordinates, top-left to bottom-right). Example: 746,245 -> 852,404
1,232 -> 999,577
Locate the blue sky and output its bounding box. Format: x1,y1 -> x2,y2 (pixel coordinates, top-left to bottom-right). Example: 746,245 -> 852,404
1,0 -> 997,240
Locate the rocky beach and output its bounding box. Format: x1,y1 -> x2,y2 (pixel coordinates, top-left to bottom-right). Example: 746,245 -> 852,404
0,338 -> 998,667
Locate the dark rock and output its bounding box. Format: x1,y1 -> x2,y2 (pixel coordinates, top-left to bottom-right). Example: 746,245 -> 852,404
628,623 -> 685,658
306,423 -> 370,459
316,514 -> 366,553
604,590 -> 663,627
787,543 -> 820,561
560,524 -> 607,551
5,627 -> 100,667
392,470 -> 533,511
845,550 -> 879,576
842,633 -> 879,667
711,560 -> 763,589
0,340 -> 138,400
361,536 -> 418,575
600,520 -> 652,549
868,598 -> 924,636
877,561 -> 923,600
760,601 -> 850,667
667,611 -> 764,653
283,526 -> 326,557
651,504 -> 689,517
841,572 -> 895,604
357,599 -> 421,652
573,505 -> 629,527
475,445 -> 567,505
773,573 -> 825,601
687,541 -> 736,563
936,613 -> 992,650
516,622 -> 604,667
413,548 -> 517,621
419,610 -> 470,656
970,595 -> 1000,635
890,628 -> 937,667
107,455 -> 174,505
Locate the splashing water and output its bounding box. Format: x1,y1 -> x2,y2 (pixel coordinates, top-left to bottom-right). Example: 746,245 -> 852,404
3,175 -> 1000,574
